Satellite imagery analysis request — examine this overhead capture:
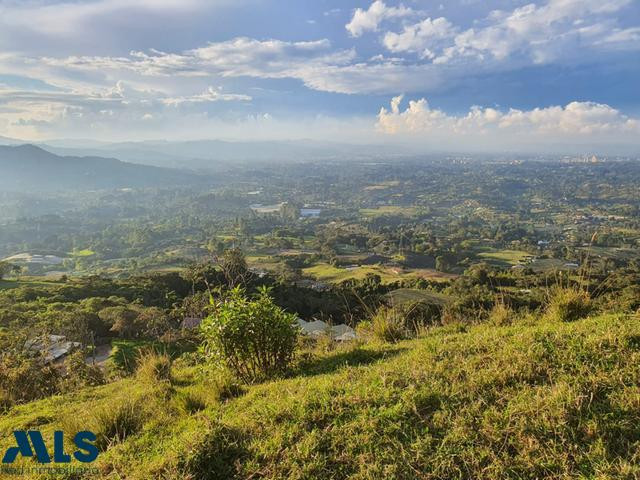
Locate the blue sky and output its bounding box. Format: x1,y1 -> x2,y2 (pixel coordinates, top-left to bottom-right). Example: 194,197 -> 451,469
0,0 -> 639,151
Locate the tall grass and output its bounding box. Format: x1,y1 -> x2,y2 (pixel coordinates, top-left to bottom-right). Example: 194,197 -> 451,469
488,299 -> 515,326
136,349 -> 172,384
544,286 -> 592,322
369,306 -> 407,343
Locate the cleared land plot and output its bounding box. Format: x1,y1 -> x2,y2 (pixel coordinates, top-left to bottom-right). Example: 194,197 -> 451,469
360,206 -> 420,218
303,263 -> 455,284
478,249 -> 531,266
386,288 -> 451,306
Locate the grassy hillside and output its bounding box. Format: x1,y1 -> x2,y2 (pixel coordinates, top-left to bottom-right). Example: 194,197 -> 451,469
2,313 -> 640,479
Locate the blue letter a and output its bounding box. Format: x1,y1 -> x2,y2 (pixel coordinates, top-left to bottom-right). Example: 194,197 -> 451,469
2,431 -> 51,464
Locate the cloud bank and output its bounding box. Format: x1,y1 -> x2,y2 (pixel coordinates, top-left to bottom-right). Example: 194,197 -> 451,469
377,96 -> 640,150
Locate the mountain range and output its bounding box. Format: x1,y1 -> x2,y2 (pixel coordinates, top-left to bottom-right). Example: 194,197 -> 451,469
0,144 -> 208,192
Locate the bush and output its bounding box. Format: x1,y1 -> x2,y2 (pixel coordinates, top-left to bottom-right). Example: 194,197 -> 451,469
545,287 -> 592,322
62,350 -> 105,391
200,287 -> 299,383
0,351 -> 60,410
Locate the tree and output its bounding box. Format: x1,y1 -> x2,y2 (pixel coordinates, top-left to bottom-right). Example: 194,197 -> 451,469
0,262 -> 17,281
99,306 -> 141,338
217,248 -> 249,289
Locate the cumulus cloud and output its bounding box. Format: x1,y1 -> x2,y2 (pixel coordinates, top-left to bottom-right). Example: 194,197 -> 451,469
371,0 -> 638,68
377,95 -> 640,146
383,17 -> 456,59
346,1 -> 415,37
432,0 -> 635,64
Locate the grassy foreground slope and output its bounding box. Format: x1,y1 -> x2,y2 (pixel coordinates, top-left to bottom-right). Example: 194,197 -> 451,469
3,313 -> 640,479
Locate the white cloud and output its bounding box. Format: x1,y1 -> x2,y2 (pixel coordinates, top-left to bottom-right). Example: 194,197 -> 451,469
377,96 -> 640,146
383,17 -> 456,59
161,87 -> 252,106
432,0 -> 635,64
346,1 -> 415,37
0,0 -> 216,36
597,27 -> 640,47
0,79 -> 252,139
40,38 -> 356,82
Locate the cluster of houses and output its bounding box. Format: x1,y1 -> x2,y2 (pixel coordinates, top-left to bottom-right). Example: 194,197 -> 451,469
296,318 -> 357,342
181,316 -> 357,341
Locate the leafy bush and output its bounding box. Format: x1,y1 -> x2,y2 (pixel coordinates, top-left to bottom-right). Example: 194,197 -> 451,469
545,287 -> 592,322
200,287 -> 299,383
0,351 -> 60,411
62,350 -> 105,391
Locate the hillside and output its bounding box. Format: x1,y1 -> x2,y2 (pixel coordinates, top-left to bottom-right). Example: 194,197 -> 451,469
2,313 -> 639,479
0,144 -> 207,192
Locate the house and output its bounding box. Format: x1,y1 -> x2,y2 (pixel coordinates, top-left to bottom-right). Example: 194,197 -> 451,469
24,334 -> 81,363
296,318 -> 357,341
300,208 -> 322,218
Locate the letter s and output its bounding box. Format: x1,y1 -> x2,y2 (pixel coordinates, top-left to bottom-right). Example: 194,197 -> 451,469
73,431 -> 99,463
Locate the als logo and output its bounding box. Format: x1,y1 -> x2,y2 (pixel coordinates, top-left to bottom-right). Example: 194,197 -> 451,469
2,431 -> 98,464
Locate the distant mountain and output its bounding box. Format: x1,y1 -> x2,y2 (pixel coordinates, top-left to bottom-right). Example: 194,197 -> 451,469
39,139 -> 412,170
0,144 -> 208,192
0,135 -> 25,146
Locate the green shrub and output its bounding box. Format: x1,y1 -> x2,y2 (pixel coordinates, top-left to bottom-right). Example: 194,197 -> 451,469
545,287 -> 592,322
0,351 -> 60,410
62,349 -> 105,391
200,287 -> 299,383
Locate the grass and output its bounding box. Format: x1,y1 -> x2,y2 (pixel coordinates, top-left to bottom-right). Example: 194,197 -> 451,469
0,278 -> 58,291
111,339 -> 192,374
2,312 -> 640,478
359,206 -> 421,218
302,263 -> 454,284
478,249 -> 531,266
71,249 -> 96,257
386,288 -> 451,307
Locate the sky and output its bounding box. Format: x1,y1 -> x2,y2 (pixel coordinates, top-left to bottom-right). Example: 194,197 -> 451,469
0,0 -> 639,152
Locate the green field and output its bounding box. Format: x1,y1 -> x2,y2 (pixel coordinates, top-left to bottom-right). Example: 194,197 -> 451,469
303,263 -> 456,284
71,249 -> 96,257
386,288 -> 451,306
360,206 -> 420,218
478,249 -> 531,266
0,278 -> 58,291
3,313 -> 640,479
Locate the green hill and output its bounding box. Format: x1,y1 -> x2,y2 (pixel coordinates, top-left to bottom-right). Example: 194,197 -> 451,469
2,313 -> 640,479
